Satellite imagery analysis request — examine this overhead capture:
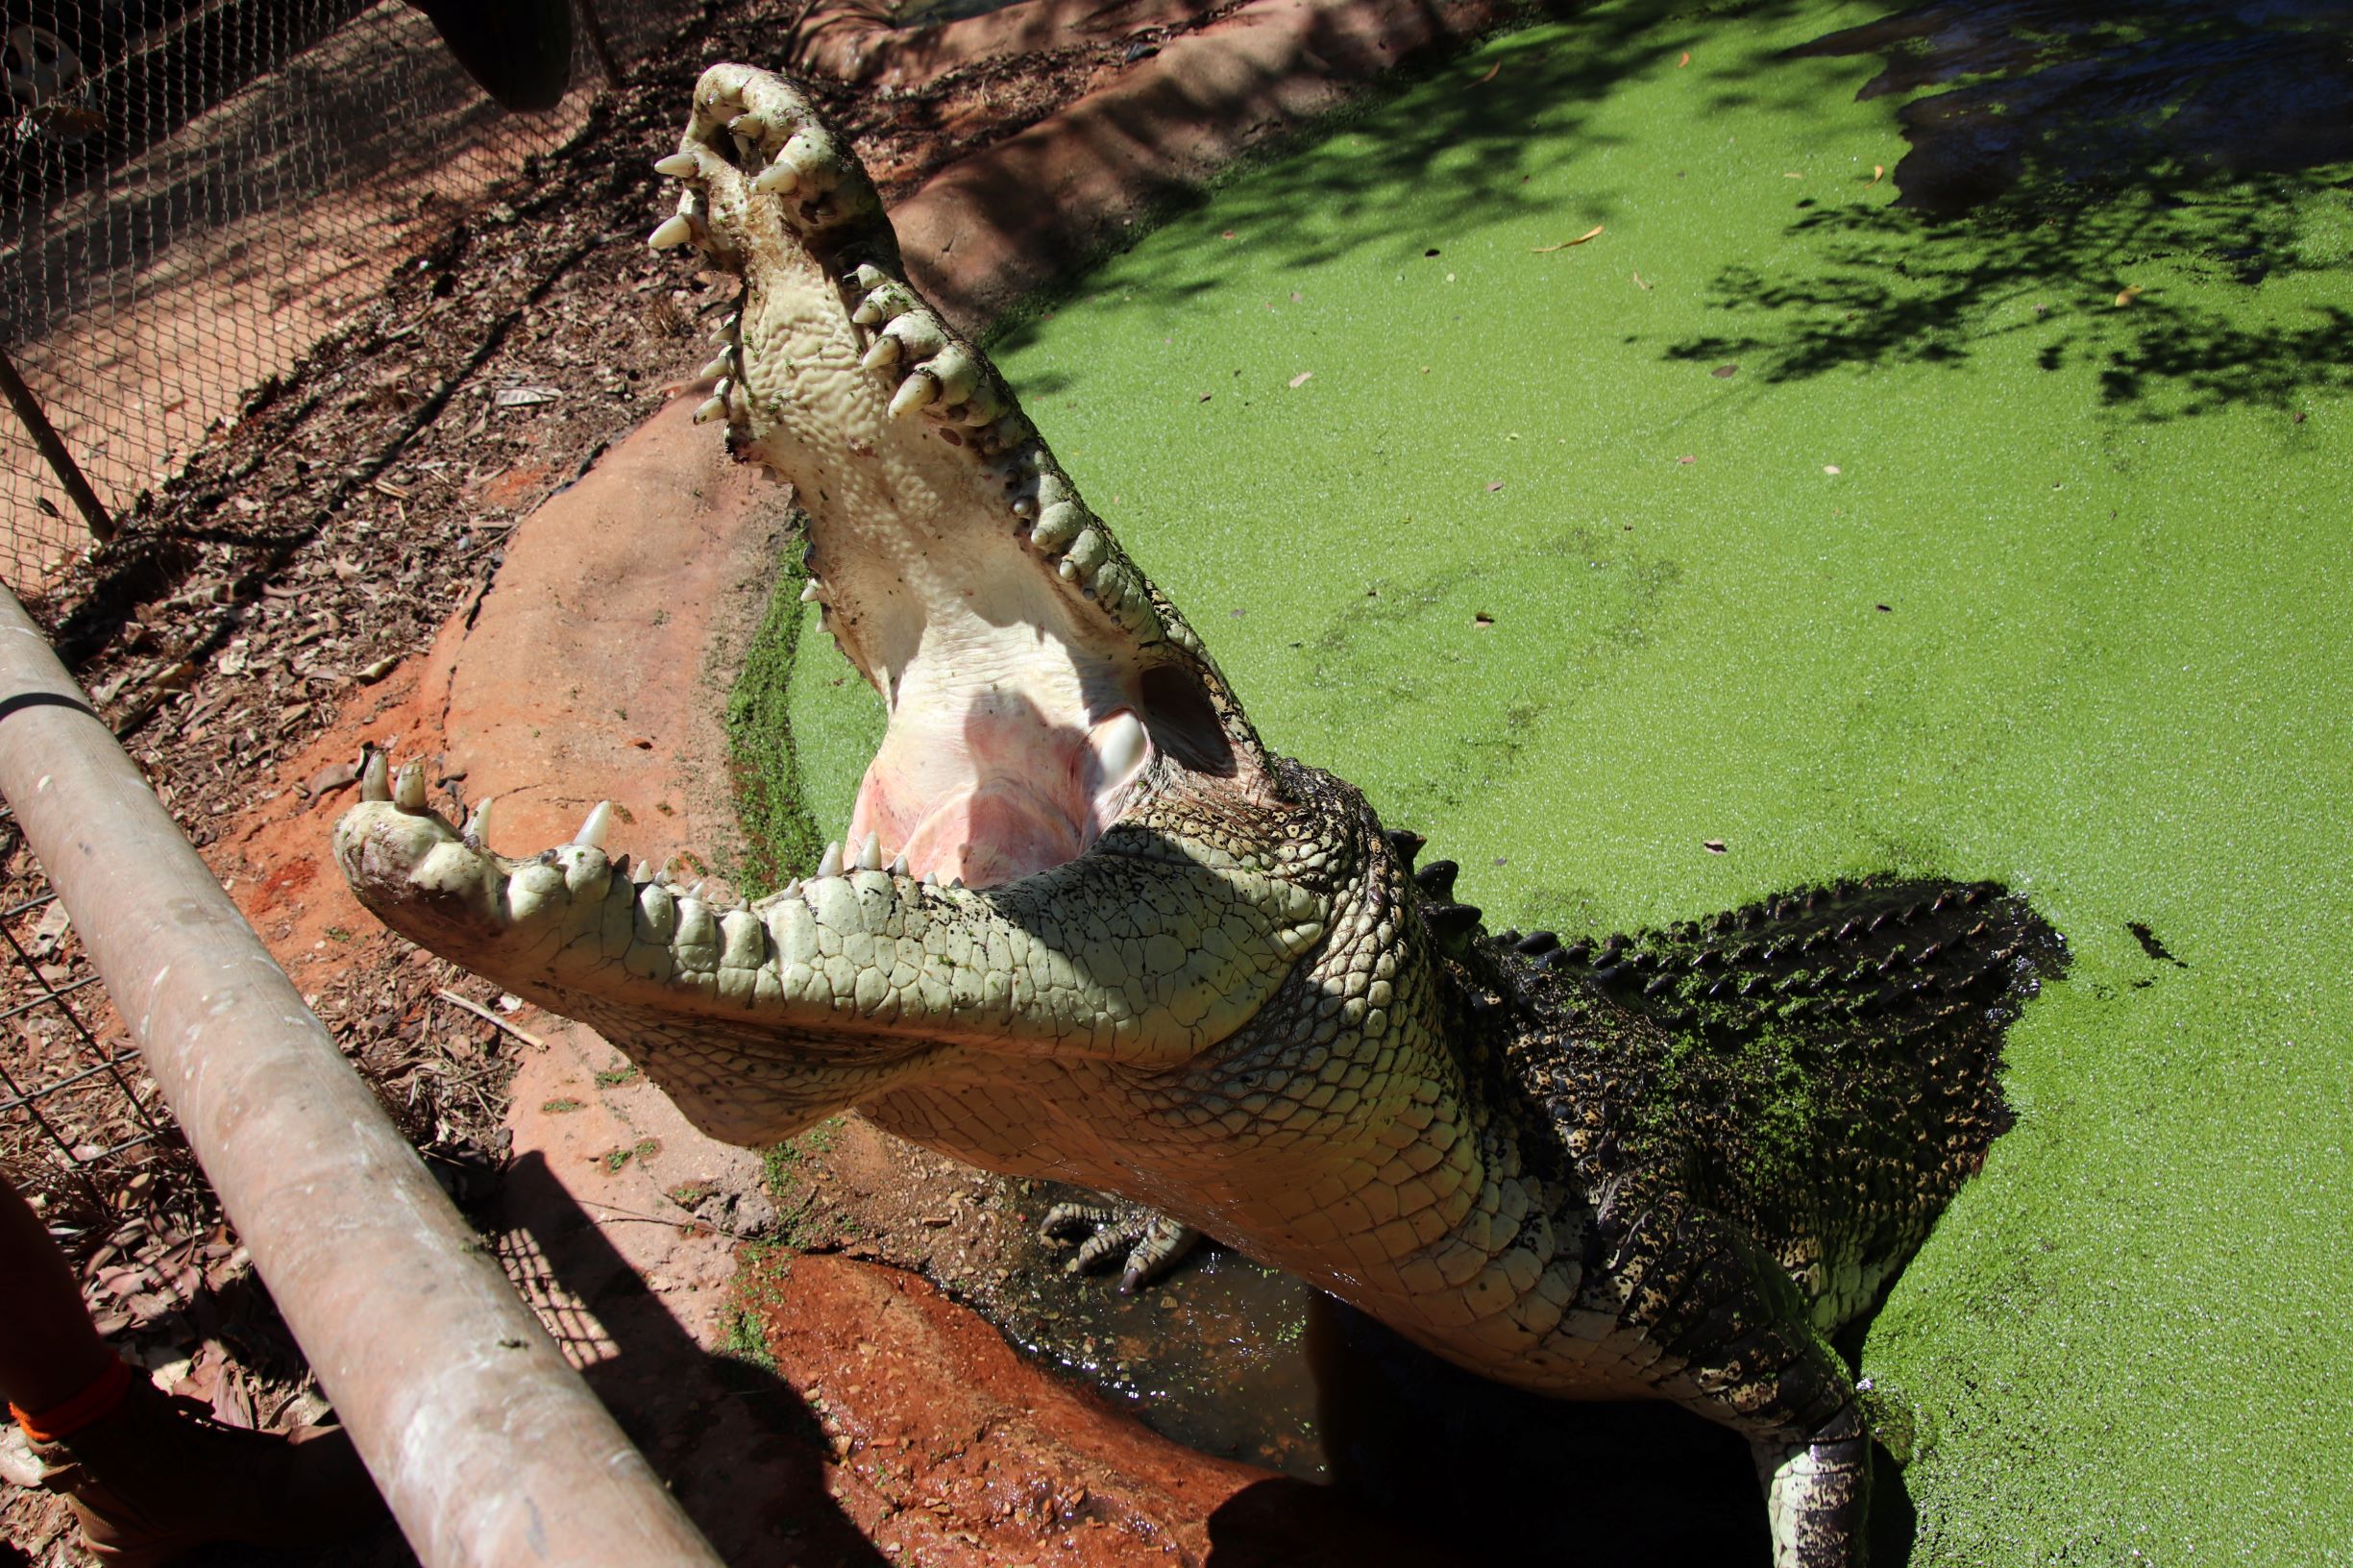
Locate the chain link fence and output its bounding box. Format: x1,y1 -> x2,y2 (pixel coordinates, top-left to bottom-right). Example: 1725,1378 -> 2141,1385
0,0 -> 689,596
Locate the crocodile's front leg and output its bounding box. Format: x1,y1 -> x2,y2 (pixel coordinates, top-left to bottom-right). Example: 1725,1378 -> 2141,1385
1040,1193 -> 1203,1289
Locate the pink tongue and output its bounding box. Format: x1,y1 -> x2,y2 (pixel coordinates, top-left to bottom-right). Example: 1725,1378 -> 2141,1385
895,782 -> 1082,886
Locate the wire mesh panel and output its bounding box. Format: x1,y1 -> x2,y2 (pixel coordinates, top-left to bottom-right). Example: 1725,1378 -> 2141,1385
0,0 -> 655,595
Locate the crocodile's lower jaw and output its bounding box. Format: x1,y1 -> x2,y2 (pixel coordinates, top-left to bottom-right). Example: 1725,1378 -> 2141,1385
333,749 -> 1327,1147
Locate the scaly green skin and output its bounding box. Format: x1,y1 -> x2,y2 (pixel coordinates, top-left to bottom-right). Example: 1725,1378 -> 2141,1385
334,65 -> 2059,1567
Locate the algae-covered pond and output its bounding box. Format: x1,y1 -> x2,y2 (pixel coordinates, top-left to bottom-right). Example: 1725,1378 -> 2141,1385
777,0 -> 2353,1557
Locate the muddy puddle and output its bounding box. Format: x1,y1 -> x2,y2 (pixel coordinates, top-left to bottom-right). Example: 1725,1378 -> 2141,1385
955,1201 -> 1327,1477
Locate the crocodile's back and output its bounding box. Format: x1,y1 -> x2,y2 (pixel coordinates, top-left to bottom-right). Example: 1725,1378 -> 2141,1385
1489,879 -> 2061,1333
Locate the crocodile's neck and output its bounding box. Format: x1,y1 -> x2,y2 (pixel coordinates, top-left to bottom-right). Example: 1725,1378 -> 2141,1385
860,819 -> 1595,1383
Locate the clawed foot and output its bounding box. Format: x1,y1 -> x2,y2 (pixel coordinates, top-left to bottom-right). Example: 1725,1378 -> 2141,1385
1040,1195 -> 1202,1292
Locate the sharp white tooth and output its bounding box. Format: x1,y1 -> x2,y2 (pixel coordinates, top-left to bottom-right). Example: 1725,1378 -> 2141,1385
752,161 -> 797,195
360,750 -> 390,801
884,315 -> 946,359
712,376 -> 732,403
653,152 -> 699,178
860,335 -> 900,372
886,853 -> 908,877
464,796 -> 495,847
649,215 -> 696,251
699,353 -> 732,382
856,832 -> 882,871
713,313 -> 738,342
630,858 -> 656,885
694,396 -> 727,425
393,762 -> 427,812
922,870 -> 941,888
799,578 -> 821,602
576,800 -> 612,849
1058,559 -> 1080,581
1095,711 -> 1148,786
783,879 -> 802,896
889,372 -> 938,419
688,881 -> 705,898
817,841 -> 844,878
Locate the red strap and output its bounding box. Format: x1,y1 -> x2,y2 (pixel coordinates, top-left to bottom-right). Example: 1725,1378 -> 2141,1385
11,1355 -> 132,1442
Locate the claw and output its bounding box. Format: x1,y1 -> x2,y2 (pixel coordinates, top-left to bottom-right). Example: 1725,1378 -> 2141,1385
780,130 -> 829,178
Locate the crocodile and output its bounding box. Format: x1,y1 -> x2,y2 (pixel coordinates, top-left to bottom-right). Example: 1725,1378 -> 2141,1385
333,65 -> 2060,1567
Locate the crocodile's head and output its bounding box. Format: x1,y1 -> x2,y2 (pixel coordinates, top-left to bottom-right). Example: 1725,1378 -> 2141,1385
334,69 -> 1425,1183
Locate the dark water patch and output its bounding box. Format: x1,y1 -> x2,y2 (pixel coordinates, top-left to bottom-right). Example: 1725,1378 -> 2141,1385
2128,919 -> 2187,966
1792,0 -> 2353,218
891,0 -> 1032,24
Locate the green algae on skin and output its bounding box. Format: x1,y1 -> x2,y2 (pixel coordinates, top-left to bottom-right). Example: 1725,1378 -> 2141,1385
769,0 -> 2353,1555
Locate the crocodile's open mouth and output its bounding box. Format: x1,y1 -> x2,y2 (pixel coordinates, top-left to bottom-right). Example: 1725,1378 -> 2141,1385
329,65 -> 1316,1141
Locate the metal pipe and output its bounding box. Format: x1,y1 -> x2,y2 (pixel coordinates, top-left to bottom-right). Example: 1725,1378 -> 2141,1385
0,347 -> 114,546
0,586 -> 726,1568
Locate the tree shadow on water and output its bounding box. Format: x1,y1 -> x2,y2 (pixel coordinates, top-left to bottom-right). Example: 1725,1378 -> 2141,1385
1668,0 -> 2353,421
